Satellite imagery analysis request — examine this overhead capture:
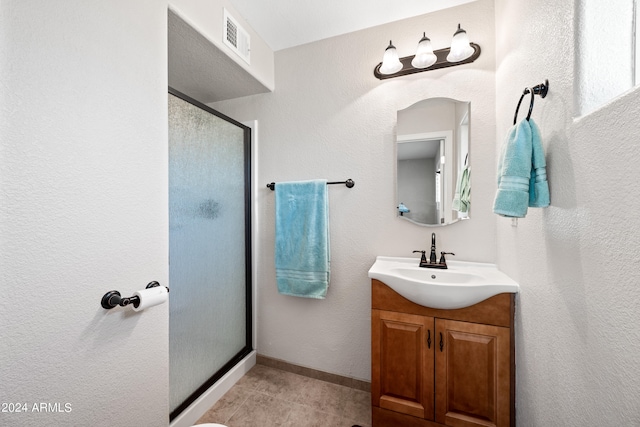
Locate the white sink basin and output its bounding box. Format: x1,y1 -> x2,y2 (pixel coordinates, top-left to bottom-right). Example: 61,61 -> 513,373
368,256 -> 519,309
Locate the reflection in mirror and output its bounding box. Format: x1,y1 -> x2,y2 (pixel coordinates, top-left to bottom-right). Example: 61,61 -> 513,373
397,98 -> 470,226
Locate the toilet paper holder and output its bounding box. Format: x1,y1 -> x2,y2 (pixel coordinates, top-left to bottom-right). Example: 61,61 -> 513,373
101,281 -> 169,310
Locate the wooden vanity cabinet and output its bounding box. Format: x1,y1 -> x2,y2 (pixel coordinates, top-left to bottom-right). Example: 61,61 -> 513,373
371,279 -> 515,427
372,310 -> 435,419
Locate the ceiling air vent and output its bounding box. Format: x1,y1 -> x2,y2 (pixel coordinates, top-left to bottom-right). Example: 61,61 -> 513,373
223,8 -> 250,65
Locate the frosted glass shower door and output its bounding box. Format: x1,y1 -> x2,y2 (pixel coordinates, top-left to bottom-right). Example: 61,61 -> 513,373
168,90 -> 252,419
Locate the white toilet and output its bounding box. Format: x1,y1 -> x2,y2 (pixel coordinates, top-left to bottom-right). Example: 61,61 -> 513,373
193,424 -> 227,427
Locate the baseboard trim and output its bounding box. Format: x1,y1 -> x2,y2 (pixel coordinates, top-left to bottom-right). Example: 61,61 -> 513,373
257,354 -> 370,392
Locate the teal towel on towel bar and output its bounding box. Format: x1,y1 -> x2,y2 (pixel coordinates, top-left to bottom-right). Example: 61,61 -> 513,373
493,118 -> 550,217
528,119 -> 550,208
493,120 -> 532,217
275,179 -> 330,299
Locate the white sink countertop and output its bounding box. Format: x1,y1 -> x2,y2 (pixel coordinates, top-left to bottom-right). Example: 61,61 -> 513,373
368,256 -> 519,310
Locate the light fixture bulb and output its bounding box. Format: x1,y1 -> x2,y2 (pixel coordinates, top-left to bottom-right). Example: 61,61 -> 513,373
446,24 -> 475,62
411,32 -> 437,69
379,40 -> 403,75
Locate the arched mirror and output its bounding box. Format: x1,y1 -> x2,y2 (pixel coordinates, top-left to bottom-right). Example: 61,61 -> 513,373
396,98 -> 470,226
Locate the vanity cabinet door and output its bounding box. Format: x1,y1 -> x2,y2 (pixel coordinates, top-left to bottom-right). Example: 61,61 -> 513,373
371,309 -> 435,420
435,319 -> 511,427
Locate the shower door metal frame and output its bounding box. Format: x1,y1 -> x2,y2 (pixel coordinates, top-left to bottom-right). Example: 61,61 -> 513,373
168,87 -> 253,421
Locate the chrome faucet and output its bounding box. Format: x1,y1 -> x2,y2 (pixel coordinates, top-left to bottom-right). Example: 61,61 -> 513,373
414,233 -> 454,269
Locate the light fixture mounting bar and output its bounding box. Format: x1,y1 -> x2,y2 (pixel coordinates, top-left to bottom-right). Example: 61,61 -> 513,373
374,43 -> 481,80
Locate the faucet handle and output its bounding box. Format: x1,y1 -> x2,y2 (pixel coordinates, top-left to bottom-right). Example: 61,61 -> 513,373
439,252 -> 455,264
413,250 -> 427,264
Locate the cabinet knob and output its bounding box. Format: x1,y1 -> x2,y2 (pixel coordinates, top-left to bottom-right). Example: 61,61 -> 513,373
440,332 -> 444,352
427,330 -> 431,349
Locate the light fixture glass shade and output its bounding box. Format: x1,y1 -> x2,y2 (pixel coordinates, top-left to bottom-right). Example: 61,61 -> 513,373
379,40 -> 403,75
446,24 -> 475,62
411,33 -> 437,69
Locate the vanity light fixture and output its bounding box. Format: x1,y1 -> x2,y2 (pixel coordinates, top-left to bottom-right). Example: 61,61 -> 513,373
379,40 -> 403,75
374,23 -> 481,80
411,33 -> 437,69
447,24 -> 475,62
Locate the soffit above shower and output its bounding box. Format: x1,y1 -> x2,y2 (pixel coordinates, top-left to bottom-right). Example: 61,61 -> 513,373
168,9 -> 272,104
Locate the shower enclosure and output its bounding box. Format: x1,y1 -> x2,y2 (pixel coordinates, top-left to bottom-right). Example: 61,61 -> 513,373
168,88 -> 252,420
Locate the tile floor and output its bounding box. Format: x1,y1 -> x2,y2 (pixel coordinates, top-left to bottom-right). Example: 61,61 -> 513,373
196,364 -> 372,427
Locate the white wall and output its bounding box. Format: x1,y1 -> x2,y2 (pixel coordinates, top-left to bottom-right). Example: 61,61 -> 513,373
495,1 -> 640,425
212,0 -> 496,382
0,1 -> 169,426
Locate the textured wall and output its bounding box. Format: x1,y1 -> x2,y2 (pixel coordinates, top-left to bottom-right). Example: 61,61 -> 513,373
0,1 -> 169,426
212,0 -> 496,381
495,1 -> 640,425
